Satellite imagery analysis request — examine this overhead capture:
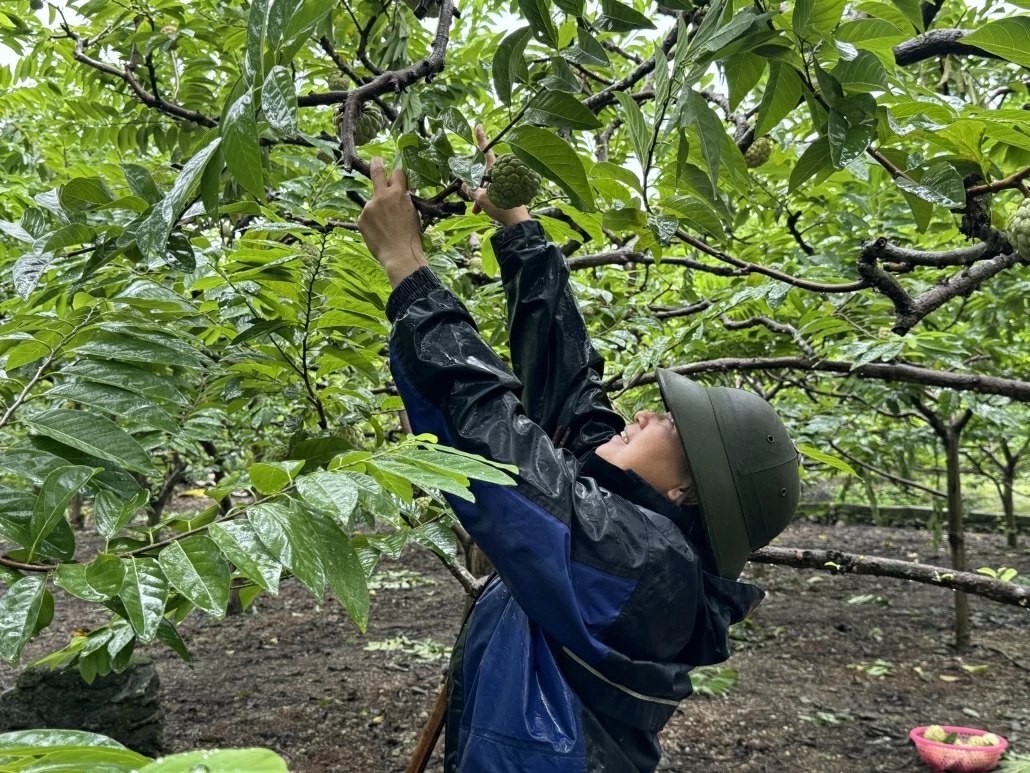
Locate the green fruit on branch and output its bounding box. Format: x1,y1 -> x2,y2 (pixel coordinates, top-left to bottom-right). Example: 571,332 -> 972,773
331,425 -> 365,448
334,103 -> 385,147
30,0 -> 44,9
327,72 -> 349,92
1007,198 -> 1030,261
924,725 -> 948,743
745,137 -> 772,169
486,154 -> 541,210
265,445 -> 288,462
468,256 -> 483,273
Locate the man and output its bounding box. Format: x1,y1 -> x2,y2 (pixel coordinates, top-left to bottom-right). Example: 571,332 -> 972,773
356,130 -> 801,772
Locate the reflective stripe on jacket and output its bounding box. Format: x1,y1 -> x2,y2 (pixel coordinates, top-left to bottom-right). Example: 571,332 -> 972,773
386,220 -> 764,773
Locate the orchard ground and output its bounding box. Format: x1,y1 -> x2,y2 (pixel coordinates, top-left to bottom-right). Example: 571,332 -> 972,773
12,497 -> 1030,773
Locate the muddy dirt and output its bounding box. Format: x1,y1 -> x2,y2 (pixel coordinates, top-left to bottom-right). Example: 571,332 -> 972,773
10,512 -> 1030,773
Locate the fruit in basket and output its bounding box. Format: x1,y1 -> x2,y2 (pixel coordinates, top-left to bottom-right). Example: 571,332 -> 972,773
925,725 -> 948,743
980,733 -> 1001,747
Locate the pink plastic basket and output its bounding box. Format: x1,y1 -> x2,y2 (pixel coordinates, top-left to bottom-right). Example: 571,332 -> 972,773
910,727 -> 1008,772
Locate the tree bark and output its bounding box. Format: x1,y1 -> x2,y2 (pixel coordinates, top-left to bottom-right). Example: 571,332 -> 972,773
1002,473 -> 1017,548
944,427 -> 970,651
67,495 -> 83,529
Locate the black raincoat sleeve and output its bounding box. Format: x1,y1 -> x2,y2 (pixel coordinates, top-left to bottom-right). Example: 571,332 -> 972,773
493,220 -> 624,457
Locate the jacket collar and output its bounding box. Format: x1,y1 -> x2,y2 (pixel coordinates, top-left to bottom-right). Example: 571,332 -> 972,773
580,448 -> 714,570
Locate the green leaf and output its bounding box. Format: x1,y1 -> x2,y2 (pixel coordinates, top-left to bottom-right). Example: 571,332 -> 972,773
493,27 -> 533,106
245,0 -> 270,86
889,0 -> 923,32
61,359 -> 189,406
962,19 -> 1030,67
725,53 -> 766,112
519,0 -> 559,48
439,107 -> 474,144
372,458 -> 474,501
70,330 -> 201,368
29,465 -> 97,558
46,382 -> 178,433
248,502 -> 326,598
0,729 -> 132,753
58,177 -> 114,212
223,93 -> 264,200
525,91 -> 602,131
137,138 -> 222,258
541,56 -> 580,93
797,444 -> 858,477
827,109 -> 877,168
615,92 -> 652,169
54,563 -> 110,602
807,0 -> 847,35
122,164 -> 163,204
296,471 -> 360,522
834,50 -> 889,93
138,749 -> 289,773
208,521 -> 282,594
248,460 -> 304,495
22,409 -> 157,476
155,617 -> 192,667
87,553 -> 126,598
159,536 -> 231,618
118,557 -> 168,645
793,0 -> 814,37
306,510 -> 369,632
42,223 -> 94,253
895,162 -> 966,208
597,0 -> 657,31
683,90 -> 723,189
661,195 -> 725,237
13,252 -> 54,299
563,27 -> 610,67
755,63 -> 803,137
94,489 -> 149,539
789,136 -> 833,192
553,0 -> 583,14
836,19 -> 908,53
262,65 -> 298,138
506,126 -> 595,212
401,449 -> 518,486
0,576 -> 46,666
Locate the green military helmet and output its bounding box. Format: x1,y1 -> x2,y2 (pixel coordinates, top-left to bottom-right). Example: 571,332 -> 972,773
656,369 -> 801,580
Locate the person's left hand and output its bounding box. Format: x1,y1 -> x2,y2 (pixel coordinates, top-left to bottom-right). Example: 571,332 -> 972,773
357,157 -> 428,287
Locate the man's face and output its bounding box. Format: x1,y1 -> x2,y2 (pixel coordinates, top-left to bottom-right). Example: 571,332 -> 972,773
595,411 -> 693,501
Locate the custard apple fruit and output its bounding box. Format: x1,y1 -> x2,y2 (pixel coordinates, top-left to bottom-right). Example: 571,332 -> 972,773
468,256 -> 483,273
965,735 -> 990,747
334,104 -> 385,146
331,425 -> 365,448
924,725 -> 948,743
265,445 -> 288,462
327,72 -> 349,92
980,733 -> 1001,747
745,137 -> 772,169
30,0 -> 44,9
1007,198 -> 1030,261
487,154 -> 541,210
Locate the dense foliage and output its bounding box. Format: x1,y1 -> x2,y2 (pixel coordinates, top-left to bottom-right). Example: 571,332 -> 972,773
0,0 -> 1028,682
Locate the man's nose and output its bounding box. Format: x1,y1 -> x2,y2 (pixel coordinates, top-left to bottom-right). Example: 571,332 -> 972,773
634,411 -> 659,426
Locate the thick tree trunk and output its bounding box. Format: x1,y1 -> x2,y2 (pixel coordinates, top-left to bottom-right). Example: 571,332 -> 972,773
1002,474 -> 1017,548
945,430 -> 970,652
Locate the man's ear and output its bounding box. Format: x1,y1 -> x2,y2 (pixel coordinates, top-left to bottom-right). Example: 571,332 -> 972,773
667,481 -> 698,506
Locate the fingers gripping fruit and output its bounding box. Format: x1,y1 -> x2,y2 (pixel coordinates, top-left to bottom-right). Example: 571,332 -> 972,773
1007,198 -> 1030,261
745,137 -> 772,169
334,103 -> 385,147
486,154 -> 541,210
924,726 -> 948,743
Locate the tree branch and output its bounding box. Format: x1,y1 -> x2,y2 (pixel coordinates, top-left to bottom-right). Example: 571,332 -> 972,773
584,21 -> 680,113
609,357 -> 1030,403
720,315 -> 817,358
752,546 -> 1030,608
829,442 -> 947,498
893,29 -> 1002,66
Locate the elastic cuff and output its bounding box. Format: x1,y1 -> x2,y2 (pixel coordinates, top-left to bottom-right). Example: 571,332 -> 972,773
386,267 -> 443,323
490,219 -> 545,257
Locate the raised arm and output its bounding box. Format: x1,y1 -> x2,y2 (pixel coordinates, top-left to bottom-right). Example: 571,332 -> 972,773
464,127 -> 623,457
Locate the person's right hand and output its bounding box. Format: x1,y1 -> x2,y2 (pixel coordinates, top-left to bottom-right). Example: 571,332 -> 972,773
462,125 -> 531,229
